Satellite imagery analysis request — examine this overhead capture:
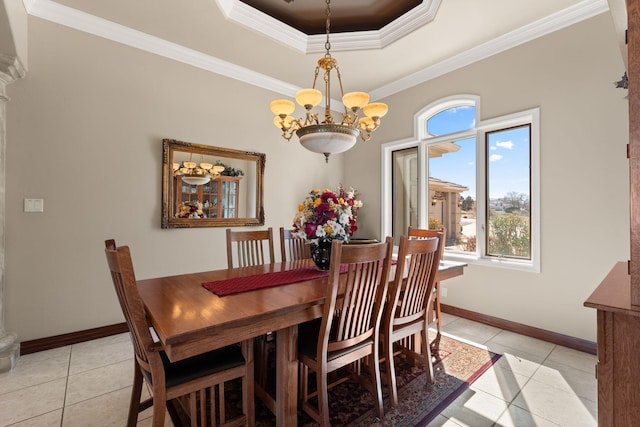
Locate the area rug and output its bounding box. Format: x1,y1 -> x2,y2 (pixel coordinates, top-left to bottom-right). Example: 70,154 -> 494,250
254,332 -> 501,426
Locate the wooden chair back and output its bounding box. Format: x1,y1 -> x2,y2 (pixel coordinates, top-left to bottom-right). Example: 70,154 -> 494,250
279,227 -> 311,262
104,239 -> 157,377
408,226 -> 446,258
386,235 -> 441,330
382,234 -> 441,406
407,226 -> 446,332
299,237 -> 394,425
226,227 -> 275,269
323,238 -> 394,354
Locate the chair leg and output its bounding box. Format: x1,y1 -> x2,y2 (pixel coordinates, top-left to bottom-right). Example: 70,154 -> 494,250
127,363 -> 144,427
385,338 -> 399,407
151,383 -> 167,427
422,328 -> 434,383
254,336 -> 267,388
317,370 -> 331,427
435,284 -> 442,337
372,342 -> 385,420
243,339 -> 255,427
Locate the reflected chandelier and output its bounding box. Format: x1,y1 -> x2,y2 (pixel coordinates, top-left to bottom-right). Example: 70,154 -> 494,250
173,153 -> 225,186
269,0 -> 389,163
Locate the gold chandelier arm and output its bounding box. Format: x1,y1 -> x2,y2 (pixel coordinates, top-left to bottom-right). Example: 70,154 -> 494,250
304,111 -> 319,126
280,125 -> 298,141
358,127 -> 373,142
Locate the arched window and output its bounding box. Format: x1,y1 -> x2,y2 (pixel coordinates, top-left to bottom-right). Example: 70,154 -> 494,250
382,95 -> 539,271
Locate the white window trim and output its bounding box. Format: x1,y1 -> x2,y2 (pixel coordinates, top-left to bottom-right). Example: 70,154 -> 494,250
381,99 -> 540,273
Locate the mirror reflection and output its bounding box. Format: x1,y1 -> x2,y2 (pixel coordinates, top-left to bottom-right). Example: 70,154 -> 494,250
162,139 -> 265,228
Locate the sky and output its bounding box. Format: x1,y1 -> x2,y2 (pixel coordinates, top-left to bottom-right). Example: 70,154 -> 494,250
427,106 -> 530,200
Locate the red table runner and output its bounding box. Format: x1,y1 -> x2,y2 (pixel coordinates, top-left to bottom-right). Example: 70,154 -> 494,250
202,267 -> 332,296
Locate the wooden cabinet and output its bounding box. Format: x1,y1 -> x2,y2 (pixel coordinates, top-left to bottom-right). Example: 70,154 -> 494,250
584,263 -> 640,426
176,176 -> 241,218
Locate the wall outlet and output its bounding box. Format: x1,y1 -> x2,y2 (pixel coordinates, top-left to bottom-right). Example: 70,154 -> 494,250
440,287 -> 448,298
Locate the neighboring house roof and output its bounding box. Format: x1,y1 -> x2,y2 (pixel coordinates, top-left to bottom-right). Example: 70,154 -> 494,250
428,141 -> 461,158
428,177 -> 469,194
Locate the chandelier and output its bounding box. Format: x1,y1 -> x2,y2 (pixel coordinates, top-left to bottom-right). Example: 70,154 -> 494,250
173,154 -> 225,186
269,0 -> 388,163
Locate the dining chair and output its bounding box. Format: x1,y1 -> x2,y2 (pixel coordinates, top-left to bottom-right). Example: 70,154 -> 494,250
279,227 -> 311,262
226,228 -> 275,269
382,234 -> 441,407
298,237 -> 394,426
407,226 -> 446,336
104,239 -> 254,427
225,227 -> 275,403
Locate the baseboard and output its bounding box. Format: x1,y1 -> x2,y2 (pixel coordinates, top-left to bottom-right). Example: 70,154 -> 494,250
19,307 -> 598,356
441,304 -> 597,355
20,323 -> 129,355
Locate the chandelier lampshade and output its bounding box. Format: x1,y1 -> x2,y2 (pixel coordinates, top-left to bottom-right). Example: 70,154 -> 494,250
269,0 -> 388,163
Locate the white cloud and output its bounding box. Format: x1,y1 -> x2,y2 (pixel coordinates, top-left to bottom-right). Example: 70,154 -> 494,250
490,146 -> 497,150
496,140 -> 514,149
489,154 -> 503,162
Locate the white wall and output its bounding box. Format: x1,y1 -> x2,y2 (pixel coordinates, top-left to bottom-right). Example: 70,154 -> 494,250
344,13 -> 629,342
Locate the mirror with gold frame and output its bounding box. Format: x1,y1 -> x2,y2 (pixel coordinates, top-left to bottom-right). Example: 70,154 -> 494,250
162,138 -> 265,228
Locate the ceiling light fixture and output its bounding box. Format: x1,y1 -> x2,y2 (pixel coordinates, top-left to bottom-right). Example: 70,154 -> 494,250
269,0 -> 389,163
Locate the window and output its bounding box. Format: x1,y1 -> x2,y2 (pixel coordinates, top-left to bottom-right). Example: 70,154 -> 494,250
382,95 -> 539,271
486,125 -> 531,260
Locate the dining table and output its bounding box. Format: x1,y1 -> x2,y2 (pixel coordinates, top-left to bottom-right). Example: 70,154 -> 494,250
137,257 -> 466,426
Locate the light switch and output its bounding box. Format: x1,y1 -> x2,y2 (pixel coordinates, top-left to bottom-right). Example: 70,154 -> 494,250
24,198 -> 44,213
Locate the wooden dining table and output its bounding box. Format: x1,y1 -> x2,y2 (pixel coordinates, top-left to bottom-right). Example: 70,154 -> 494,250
137,258 -> 466,426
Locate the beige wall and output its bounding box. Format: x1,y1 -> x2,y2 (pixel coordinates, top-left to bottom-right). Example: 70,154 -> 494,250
344,13 -> 629,342
4,10 -> 629,344
5,17 -> 342,341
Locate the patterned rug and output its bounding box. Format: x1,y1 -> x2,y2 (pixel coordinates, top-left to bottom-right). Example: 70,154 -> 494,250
256,333 -> 501,426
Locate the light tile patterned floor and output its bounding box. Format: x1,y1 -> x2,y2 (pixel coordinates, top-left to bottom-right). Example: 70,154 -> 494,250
0,315 -> 597,426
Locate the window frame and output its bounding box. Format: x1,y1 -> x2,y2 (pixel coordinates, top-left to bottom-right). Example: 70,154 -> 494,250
381,96 -> 540,272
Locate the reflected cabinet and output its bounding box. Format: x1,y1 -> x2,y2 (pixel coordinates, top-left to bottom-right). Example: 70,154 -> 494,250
177,176 -> 241,219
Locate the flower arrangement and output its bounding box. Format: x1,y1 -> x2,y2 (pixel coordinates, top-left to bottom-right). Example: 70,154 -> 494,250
293,185 -> 362,242
176,200 -> 205,218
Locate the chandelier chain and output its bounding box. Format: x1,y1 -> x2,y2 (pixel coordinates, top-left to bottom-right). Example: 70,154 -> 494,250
324,0 -> 331,56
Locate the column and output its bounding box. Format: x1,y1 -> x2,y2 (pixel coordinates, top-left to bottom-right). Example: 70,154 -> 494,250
0,55 -> 25,372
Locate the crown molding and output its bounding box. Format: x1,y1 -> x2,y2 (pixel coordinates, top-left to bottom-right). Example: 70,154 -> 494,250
22,0 -> 299,97
23,0 -> 609,100
215,0 -> 441,54
370,0 -> 609,100
0,55 -> 27,100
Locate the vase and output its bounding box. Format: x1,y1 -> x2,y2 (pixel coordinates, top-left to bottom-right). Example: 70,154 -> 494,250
310,238 -> 332,271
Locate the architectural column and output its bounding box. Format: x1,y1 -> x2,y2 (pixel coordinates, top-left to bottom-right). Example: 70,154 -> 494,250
0,55 -> 25,372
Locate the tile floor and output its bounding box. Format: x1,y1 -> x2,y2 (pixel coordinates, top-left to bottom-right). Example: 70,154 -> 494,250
0,314 -> 597,426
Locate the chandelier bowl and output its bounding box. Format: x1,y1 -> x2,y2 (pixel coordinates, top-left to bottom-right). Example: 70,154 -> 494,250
296,124 -> 359,156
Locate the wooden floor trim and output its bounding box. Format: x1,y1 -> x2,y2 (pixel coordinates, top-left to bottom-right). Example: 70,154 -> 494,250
441,304 -> 597,355
19,306 -> 597,356
20,323 -> 128,355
